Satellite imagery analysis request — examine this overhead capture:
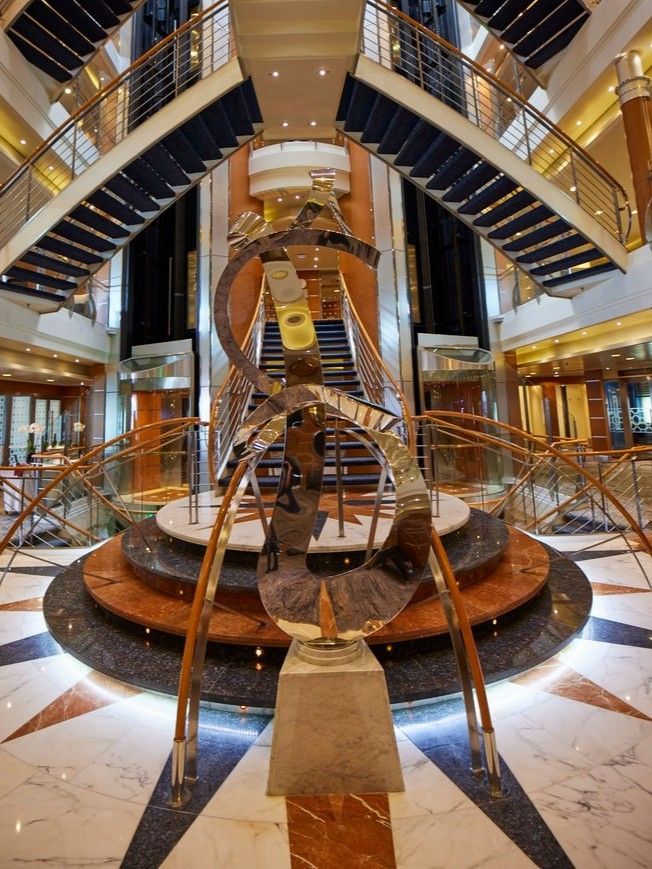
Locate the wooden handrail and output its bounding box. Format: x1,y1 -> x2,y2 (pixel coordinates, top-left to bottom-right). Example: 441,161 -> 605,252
0,418 -> 200,556
0,0 -> 231,194
418,411 -> 651,555
367,0 -> 629,207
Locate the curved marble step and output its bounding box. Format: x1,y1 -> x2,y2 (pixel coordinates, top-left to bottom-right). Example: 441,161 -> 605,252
121,509 -> 509,598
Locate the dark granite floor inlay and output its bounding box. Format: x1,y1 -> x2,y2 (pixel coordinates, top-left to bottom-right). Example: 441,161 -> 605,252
0,631 -> 62,665
43,543 -> 592,707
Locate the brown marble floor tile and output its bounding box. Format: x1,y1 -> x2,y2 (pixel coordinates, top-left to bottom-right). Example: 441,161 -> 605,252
513,659 -> 650,721
590,582 -> 651,596
0,596 -> 44,611
3,672 -> 140,743
286,793 -> 396,869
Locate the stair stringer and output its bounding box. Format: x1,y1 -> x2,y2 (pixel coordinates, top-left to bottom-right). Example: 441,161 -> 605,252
346,54 -> 628,298
0,57 -> 247,298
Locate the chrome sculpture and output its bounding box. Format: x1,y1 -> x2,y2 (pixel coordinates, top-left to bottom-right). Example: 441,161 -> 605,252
214,170 -> 431,649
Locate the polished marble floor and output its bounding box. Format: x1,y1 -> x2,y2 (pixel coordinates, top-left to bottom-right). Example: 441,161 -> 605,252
0,535 -> 650,867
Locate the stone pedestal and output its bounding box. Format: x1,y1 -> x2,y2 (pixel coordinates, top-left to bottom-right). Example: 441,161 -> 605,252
267,639 -> 404,795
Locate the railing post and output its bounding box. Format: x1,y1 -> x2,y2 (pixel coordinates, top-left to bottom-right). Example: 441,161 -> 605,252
569,150 -> 581,205
612,186 -> 624,242
630,459 -> 644,529
334,421 -> 345,538
597,463 -> 609,531
25,170 -> 32,222
522,107 -> 532,164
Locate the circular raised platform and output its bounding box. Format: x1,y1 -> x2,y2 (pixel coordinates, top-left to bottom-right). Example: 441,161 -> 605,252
156,489 -> 471,550
43,542 -> 592,707
122,510 -> 509,596
83,523 -> 543,646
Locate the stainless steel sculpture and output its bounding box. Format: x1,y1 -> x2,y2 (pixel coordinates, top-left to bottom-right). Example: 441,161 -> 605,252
214,171 -> 431,649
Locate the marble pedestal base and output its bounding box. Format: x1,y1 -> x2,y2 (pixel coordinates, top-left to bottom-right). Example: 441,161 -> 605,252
267,639 -> 404,795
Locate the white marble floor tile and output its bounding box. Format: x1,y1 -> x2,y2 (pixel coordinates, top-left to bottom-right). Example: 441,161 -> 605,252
0,572 -> 53,604
575,552 -> 652,589
161,816 -> 291,869
0,610 -> 47,645
0,770 -> 145,867
494,685 -> 652,793
392,805 -> 536,868
0,656 -> 90,742
589,591 -> 652,630
389,737 -> 469,819
0,748 -> 36,800
532,762 -> 652,869
200,742 -> 287,823
560,638 -> 652,717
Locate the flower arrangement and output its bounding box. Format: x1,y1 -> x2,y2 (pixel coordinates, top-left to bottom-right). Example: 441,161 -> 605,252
18,422 -> 45,459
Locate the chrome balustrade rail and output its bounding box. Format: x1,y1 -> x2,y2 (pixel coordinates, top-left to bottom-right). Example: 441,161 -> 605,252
362,0 -> 630,244
209,290 -> 266,485
340,275 -> 414,450
0,0 -> 232,249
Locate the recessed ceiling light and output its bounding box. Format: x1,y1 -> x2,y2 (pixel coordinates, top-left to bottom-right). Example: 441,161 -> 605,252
595,209 -> 603,215
53,353 -> 58,358
309,120 -> 317,127
554,338 -> 559,343
532,344 -> 537,349
499,43 -> 505,49
317,68 -> 328,76
75,358 -> 79,362
25,347 -> 31,352
616,321 -> 622,325
46,378 -> 54,382
611,353 -> 621,357
631,209 -> 638,215
575,120 -> 582,126
294,194 -> 300,200
48,165 -> 54,171
20,139 -> 26,145
277,197 -> 282,202
626,356 -> 635,360
581,331 -> 587,335
2,373 -> 12,377
608,85 -> 615,92
605,367 -> 610,371
570,185 -> 577,192
281,121 -> 289,128
64,87 -> 72,94
270,70 -> 280,78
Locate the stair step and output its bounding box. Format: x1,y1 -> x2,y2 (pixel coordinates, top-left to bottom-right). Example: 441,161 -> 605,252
0,280 -> 63,303
427,148 -> 479,191
530,247 -> 603,275
411,132 -> 459,178
542,261 -> 615,288
503,218 -> 571,252
11,17 -> 84,72
27,3 -> 96,58
526,14 -> 588,69
377,107 -> 420,155
514,2 -> 581,57
216,87 -> 253,138
488,203 -> 555,240
6,266 -> 77,292
199,101 -> 239,149
48,0 -> 106,43
69,204 -> 128,239
83,0 -> 120,29
516,233 -> 587,264
142,143 -> 192,187
228,455 -> 380,470
36,236 -> 105,265
6,32 -> 70,83
179,115 -> 223,162
19,251 -> 90,279
395,121 -> 441,167
361,93 -> 398,144
105,174 -> 160,214
223,472 -> 382,489
122,158 -> 175,200
343,81 -> 377,133
473,189 -> 535,227
52,219 -> 116,253
443,161 -> 500,202
161,129 -> 207,175
87,190 -> 145,227
459,175 -> 519,215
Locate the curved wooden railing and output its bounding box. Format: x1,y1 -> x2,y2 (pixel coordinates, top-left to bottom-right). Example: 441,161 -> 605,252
362,0 -> 630,243
0,418 -> 200,558
417,411 -> 651,556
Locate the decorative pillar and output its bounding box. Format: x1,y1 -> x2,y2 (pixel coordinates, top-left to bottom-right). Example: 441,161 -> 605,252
614,50 -> 652,240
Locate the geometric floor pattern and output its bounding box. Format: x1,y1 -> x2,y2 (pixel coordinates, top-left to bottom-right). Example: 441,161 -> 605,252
0,537 -> 650,867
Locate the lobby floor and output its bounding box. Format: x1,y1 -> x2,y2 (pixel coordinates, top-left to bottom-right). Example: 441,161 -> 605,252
0,535 -> 650,868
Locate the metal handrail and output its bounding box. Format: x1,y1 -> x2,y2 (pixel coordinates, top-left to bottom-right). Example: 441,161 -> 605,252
362,0 -> 630,244
0,0 -> 233,249
209,278 -> 266,485
340,274 -> 415,452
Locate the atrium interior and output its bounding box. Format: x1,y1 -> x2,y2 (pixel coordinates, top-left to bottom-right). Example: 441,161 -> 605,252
0,0 -> 650,866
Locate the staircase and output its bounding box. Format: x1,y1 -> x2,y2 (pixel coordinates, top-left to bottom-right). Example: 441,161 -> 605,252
351,2 -> 629,299
458,0 -> 591,74
222,319 -> 383,490
0,2 -> 261,312
4,0 -> 145,85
